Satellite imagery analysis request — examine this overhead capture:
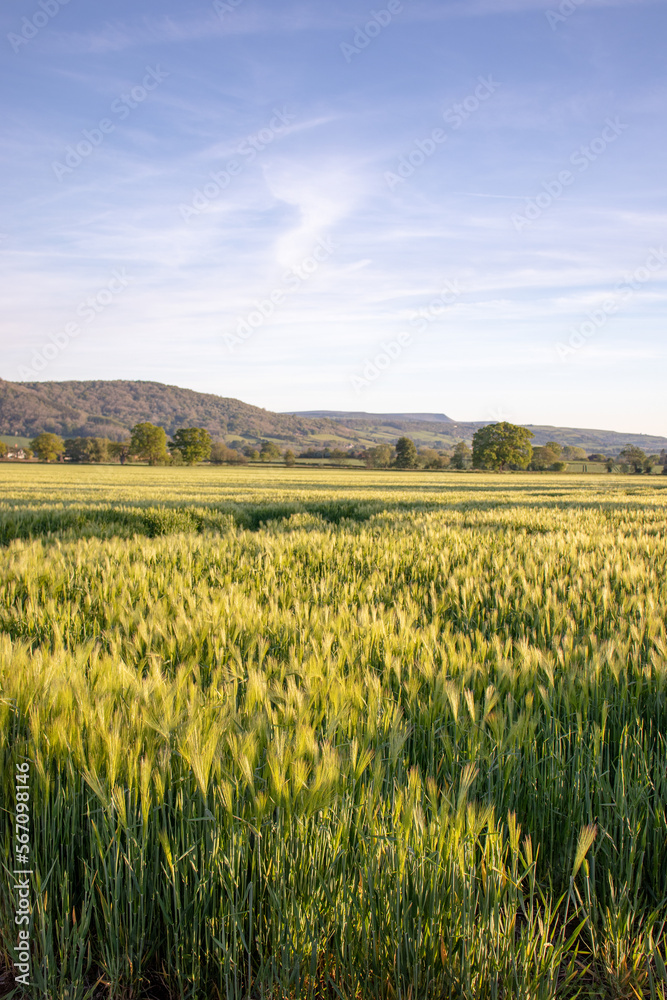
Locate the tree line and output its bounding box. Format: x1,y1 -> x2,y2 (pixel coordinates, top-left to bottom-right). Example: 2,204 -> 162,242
469,423 -> 666,472
15,422 -> 667,473
23,426 -> 290,466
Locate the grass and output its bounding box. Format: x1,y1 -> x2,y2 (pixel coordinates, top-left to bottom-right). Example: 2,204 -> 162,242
0,436 -> 31,449
0,466 -> 666,999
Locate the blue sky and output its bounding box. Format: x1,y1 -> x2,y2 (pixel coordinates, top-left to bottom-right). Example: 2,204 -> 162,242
1,0 -> 666,433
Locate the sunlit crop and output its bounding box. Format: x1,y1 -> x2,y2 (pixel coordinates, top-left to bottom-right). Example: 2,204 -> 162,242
1,466 -> 666,999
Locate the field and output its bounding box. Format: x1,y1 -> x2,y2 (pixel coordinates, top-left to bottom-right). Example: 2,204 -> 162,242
1,465 -> 666,1000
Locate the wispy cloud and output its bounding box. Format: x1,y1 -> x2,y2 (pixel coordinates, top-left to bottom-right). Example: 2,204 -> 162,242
1,0 -> 665,432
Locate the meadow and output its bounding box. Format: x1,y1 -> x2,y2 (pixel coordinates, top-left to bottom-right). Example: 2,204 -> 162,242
1,465 -> 666,1000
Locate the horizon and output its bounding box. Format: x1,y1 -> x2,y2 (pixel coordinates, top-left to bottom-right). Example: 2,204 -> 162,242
2,1 -> 666,434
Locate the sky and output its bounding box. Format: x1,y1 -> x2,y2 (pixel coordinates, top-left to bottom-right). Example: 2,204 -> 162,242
1,0 -> 666,434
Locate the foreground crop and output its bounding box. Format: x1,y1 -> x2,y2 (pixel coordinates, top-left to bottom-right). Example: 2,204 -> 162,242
0,469 -> 666,999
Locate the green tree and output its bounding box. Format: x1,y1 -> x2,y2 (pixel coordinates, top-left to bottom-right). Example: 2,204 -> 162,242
618,445 -> 649,474
259,441 -> 281,462
0,441 -> 7,459
210,443 -> 247,465
472,423 -> 533,471
530,445 -> 561,471
450,441 -> 472,470
64,437 -> 110,463
284,449 -> 296,467
130,423 -> 169,465
64,438 -> 85,463
171,427 -> 212,465
395,437 -> 419,469
545,441 -> 563,457
87,437 -> 110,463
108,442 -> 130,465
419,447 -> 450,470
364,445 -> 394,469
30,432 -> 65,462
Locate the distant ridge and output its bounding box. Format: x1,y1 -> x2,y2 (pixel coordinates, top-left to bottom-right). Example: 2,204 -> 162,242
287,411 -> 454,423
1,379 -> 665,455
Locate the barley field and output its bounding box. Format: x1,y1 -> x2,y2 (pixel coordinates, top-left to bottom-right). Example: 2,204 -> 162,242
1,465 -> 666,1000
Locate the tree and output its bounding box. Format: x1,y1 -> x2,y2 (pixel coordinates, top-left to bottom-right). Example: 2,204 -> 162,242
210,443 -> 247,465
30,432 -> 65,462
108,442 -> 130,465
0,441 -> 7,459
618,445 -> 649,474
171,427 -> 212,465
545,441 -> 563,457
130,423 -> 169,465
259,441 -> 281,462
87,438 -> 110,463
284,449 -> 296,467
530,445 -> 561,471
419,448 -> 450,470
587,453 -> 607,463
562,445 -> 587,461
450,441 -> 472,470
472,423 -> 533,471
64,437 -> 110,463
395,437 -> 419,469
364,444 -> 394,469
64,438 -> 84,463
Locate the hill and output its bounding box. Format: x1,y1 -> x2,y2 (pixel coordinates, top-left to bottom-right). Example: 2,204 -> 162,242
290,410 -> 667,455
0,379 -> 341,444
1,379 -> 666,455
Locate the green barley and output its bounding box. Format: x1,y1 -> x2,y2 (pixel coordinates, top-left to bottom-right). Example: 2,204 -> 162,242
0,467 -> 666,998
